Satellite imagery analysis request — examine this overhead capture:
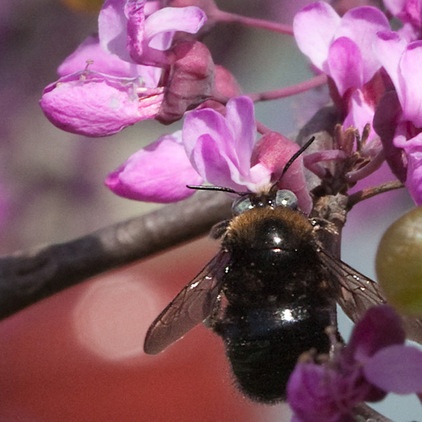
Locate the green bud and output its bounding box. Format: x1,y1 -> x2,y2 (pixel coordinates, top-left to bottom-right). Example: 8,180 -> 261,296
376,207 -> 422,317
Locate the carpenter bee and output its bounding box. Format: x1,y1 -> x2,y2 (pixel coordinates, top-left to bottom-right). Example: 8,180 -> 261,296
143,139 -> 394,403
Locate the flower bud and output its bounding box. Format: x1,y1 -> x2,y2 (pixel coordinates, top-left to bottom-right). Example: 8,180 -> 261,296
156,41 -> 215,123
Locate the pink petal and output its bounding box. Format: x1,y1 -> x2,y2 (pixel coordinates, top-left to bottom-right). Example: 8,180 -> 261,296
126,0 -> 150,63
58,35 -> 162,87
144,7 -> 206,50
183,108 -> 233,163
58,35 -> 131,77
337,6 -> 390,82
364,345 -> 422,394
343,89 -> 376,135
190,134 -> 244,190
105,132 -> 203,202
98,0 -> 132,62
399,41 -> 422,126
287,363 -> 354,422
226,96 -> 256,175
40,73 -> 164,137
346,305 -> 405,364
293,2 -> 340,70
394,133 -> 422,205
327,37 -> 362,96
183,97 -> 261,191
375,31 -> 408,99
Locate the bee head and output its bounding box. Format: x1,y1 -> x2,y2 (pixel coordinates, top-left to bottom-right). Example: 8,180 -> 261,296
231,190 -> 298,215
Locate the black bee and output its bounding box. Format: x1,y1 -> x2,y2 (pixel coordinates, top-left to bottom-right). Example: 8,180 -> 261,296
143,140 -> 394,403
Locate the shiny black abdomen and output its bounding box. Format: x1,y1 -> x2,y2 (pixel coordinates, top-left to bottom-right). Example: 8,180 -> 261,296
212,210 -> 334,402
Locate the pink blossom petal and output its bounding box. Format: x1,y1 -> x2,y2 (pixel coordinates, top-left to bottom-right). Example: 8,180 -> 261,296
184,97 -> 255,170
98,0 -> 132,62
105,132 -> 202,202
40,73 -> 164,137
327,37 -> 362,96
384,0 -> 421,29
405,149 -> 422,204
398,41 -> 422,126
190,134 -> 243,190
58,35 -> 161,86
144,7 -> 206,50
343,89 -> 376,135
226,96 -> 256,175
58,35 -> 130,77
126,0 -> 153,63
287,363 -> 356,422
183,108 -> 232,160
183,97 -> 264,191
375,31 -> 408,98
346,305 -> 405,364
364,345 -> 422,394
393,126 -> 422,204
293,2 -> 340,70
338,6 -> 390,82
248,162 -> 271,190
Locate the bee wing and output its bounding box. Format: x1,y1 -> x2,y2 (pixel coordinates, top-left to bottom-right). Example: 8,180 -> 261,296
143,250 -> 230,355
319,248 -> 422,345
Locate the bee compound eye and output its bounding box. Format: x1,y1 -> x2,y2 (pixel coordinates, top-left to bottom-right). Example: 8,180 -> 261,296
275,190 -> 298,209
232,196 -> 254,215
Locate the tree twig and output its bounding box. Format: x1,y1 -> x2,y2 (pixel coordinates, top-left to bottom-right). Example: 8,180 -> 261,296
353,402 -> 393,422
0,191 -> 232,320
347,180 -> 404,209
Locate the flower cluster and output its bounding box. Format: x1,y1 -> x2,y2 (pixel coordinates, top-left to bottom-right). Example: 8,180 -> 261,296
287,305 -> 422,422
293,1 -> 422,204
40,0 -> 422,206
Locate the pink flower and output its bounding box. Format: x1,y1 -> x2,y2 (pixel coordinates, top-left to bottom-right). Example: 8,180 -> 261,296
373,30 -> 422,203
99,0 -> 207,66
106,96 -> 312,212
293,2 -> 390,135
293,2 -> 389,96
287,305 -> 422,422
40,0 -> 206,136
40,36 -> 164,137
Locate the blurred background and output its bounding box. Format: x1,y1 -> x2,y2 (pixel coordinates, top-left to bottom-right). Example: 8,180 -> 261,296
0,1 -> 418,421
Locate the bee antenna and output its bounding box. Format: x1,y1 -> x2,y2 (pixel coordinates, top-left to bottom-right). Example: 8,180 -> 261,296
186,185 -> 244,196
277,136 -> 315,183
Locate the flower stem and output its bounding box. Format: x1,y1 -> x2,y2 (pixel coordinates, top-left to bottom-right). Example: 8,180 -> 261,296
347,180 -> 404,209
212,9 -> 293,35
247,74 -> 327,102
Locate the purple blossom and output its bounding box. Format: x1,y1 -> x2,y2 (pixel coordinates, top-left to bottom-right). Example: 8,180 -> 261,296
374,31 -> 422,203
39,0 -> 206,137
106,96 -> 312,212
293,2 -> 389,96
40,36 -> 164,137
287,305 -> 422,422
